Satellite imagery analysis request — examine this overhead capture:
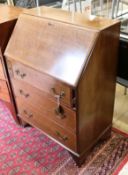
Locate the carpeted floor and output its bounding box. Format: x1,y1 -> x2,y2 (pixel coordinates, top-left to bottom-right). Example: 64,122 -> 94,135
0,100 -> 128,175
113,154 -> 128,175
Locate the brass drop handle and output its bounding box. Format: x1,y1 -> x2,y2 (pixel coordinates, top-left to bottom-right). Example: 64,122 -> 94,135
51,88 -> 65,99
55,105 -> 65,119
55,131 -> 68,141
19,89 -> 30,98
23,110 -> 33,118
15,69 -> 26,79
15,69 -> 20,75
20,73 -> 26,79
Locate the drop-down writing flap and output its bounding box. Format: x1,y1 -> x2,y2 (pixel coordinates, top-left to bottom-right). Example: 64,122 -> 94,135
5,12 -> 99,86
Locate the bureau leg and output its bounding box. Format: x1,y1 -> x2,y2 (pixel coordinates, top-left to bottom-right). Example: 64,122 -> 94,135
70,155 -> 84,167
19,118 -> 30,127
70,150 -> 91,167
5,102 -> 29,127
70,126 -> 112,167
3,100 -> 29,127
99,125 -> 112,141
3,100 -> 21,125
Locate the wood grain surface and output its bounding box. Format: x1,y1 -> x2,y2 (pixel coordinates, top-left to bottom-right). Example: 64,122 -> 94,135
5,14 -> 98,86
4,7 -> 120,165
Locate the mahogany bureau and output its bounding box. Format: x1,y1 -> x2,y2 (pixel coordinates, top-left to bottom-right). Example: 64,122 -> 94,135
4,7 -> 120,165
0,5 -> 24,124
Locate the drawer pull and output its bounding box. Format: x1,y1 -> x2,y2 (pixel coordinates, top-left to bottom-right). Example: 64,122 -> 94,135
55,105 -> 65,119
15,70 -> 26,79
15,69 -> 20,75
23,110 -> 33,118
20,73 -> 26,79
19,89 -> 30,98
51,88 -> 65,108
55,131 -> 68,141
51,88 -> 65,99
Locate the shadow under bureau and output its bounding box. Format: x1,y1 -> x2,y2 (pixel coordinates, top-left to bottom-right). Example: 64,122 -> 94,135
4,7 -> 120,166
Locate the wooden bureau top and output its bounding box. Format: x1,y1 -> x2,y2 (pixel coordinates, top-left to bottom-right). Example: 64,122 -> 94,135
25,6 -> 119,30
0,4 -> 25,23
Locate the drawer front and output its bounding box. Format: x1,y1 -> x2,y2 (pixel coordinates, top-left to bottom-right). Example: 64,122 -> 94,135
17,98 -> 77,152
12,78 -> 76,132
0,80 -> 10,102
7,59 -> 72,107
0,60 -> 5,80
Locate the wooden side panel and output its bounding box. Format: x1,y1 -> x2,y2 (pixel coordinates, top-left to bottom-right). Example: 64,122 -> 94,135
0,20 -> 16,53
0,59 -> 5,80
77,23 -> 120,154
0,19 -> 21,125
3,100 -> 20,125
0,80 -> 10,102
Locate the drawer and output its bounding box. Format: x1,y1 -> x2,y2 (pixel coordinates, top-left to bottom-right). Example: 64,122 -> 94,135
7,59 -> 73,107
0,60 -> 5,80
17,98 -> 77,152
0,80 -> 10,102
12,78 -> 76,132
